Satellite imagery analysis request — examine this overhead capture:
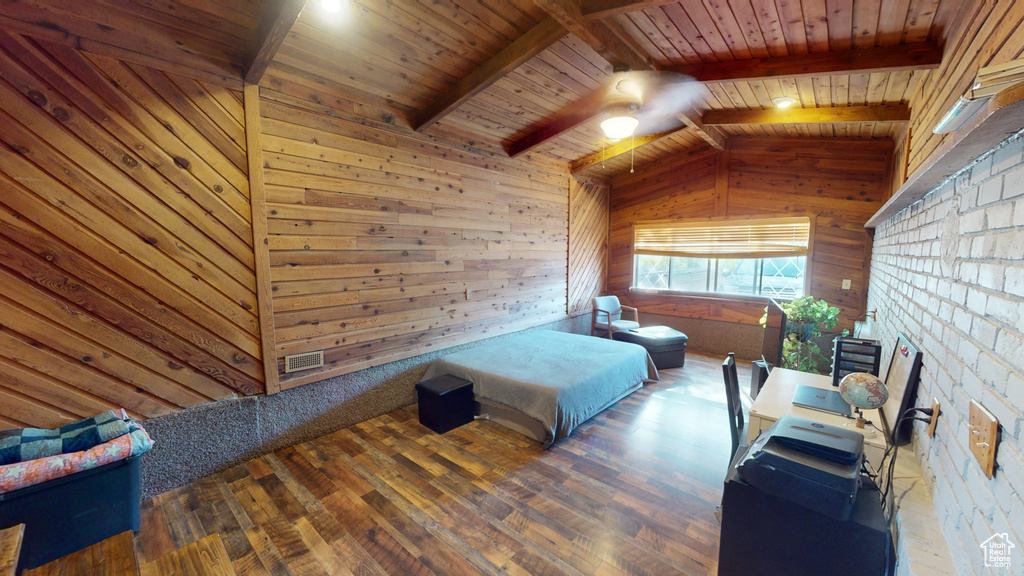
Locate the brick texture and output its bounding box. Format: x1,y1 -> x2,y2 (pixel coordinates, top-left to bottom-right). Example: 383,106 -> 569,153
869,131 -> 1024,575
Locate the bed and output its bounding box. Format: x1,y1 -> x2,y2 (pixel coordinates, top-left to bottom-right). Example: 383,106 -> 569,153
420,330 -> 659,447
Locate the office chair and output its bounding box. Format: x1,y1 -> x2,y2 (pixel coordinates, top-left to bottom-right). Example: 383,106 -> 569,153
722,352 -> 747,465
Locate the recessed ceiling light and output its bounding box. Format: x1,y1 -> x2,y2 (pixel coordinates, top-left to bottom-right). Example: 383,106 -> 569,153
322,0 -> 343,13
772,97 -> 798,109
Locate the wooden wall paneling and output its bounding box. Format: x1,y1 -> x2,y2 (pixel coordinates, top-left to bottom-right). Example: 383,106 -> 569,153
0,0 -> 255,88
0,34 -> 265,428
0,36 -> 255,263
568,177 -> 609,317
245,83 -> 281,394
260,78 -> 571,388
608,138 -> 891,330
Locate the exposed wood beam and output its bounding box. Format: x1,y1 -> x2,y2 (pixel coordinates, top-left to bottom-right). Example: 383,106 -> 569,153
534,0 -> 654,71
414,17 -> 565,132
508,106 -> 597,158
244,0 -> 306,85
703,104 -> 911,125
670,42 -> 942,83
243,83 -> 281,395
677,108 -> 726,151
570,127 -> 682,172
581,0 -> 678,20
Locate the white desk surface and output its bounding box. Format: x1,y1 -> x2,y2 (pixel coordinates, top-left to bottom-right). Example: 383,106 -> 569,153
748,367 -> 887,467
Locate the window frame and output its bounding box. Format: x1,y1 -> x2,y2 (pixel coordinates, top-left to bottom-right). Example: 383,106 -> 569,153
630,217 -> 814,301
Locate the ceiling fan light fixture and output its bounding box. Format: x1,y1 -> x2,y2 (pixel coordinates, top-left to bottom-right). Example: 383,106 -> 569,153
600,116 -> 639,141
772,96 -> 798,109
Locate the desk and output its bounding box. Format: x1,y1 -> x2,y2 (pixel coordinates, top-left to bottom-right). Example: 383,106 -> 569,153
748,367 -> 887,468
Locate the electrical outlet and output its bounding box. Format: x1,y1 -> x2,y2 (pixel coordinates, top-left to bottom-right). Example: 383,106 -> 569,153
841,278 -> 852,289
927,398 -> 940,438
969,399 -> 999,479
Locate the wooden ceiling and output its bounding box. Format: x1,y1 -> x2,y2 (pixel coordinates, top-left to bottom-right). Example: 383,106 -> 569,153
0,1 -> 960,179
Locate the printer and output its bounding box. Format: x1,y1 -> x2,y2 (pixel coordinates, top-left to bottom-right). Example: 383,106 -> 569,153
719,416 -> 891,576
738,415 -> 864,521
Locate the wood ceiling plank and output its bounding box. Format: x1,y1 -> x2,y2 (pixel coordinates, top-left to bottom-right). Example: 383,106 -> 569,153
877,0 -> 913,45
414,17 -> 565,131
98,0 -> 251,53
702,103 -> 911,125
827,0 -> 854,51
749,0 -> 788,57
802,0 -> 831,52
338,4 -> 476,76
660,3 -> 717,61
669,41 -> 942,82
851,0 -> 880,48
775,0 -> 810,55
727,0 -> 771,59
641,5 -> 701,64
580,0 -> 678,19
534,0 -> 654,70
698,0 -> 754,60
847,72 -> 869,104
618,10 -> 680,64
290,20 -> 463,87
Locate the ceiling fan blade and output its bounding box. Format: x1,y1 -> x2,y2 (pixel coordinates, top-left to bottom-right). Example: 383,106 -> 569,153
633,114 -> 686,136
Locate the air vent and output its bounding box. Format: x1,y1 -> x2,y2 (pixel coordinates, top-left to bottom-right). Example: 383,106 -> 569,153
284,350 -> 324,373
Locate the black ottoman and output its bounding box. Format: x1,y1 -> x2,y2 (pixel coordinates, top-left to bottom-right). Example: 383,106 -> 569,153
415,375 -> 474,434
613,326 -> 688,369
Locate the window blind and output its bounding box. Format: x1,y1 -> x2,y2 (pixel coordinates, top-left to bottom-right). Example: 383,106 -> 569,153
634,217 -> 810,259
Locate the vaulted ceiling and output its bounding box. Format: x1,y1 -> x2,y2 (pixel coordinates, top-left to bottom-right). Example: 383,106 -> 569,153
0,0 -> 959,179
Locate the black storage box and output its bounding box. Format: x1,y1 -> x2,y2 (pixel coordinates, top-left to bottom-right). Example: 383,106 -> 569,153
416,375 -> 474,434
612,326 -> 688,369
0,453 -> 142,572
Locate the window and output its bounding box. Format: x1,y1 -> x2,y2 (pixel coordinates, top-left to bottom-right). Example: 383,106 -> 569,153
632,218 -> 810,299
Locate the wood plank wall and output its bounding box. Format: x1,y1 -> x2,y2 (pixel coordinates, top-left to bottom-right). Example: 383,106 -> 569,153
0,0 -> 263,89
258,73 -> 572,389
903,0 -> 1024,179
567,177 -> 609,318
0,32 -> 263,428
609,138 -> 893,332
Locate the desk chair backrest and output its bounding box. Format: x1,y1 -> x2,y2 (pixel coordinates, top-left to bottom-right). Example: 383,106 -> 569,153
592,295 -> 623,324
722,352 -> 744,462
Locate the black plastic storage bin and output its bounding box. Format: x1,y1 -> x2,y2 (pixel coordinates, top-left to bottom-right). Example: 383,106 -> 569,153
416,375 -> 474,434
0,453 -> 142,572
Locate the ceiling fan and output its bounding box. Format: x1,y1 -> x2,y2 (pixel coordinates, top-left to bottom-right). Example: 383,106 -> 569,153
594,66 -> 702,141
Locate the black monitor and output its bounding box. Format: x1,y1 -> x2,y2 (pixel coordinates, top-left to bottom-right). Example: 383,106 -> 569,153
762,298 -> 787,370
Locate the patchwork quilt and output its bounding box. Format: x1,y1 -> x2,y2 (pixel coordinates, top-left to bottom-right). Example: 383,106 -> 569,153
0,410 -> 133,465
0,409 -> 154,494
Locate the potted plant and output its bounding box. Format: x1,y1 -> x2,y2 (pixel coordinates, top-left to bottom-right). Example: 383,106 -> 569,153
769,296 -> 848,374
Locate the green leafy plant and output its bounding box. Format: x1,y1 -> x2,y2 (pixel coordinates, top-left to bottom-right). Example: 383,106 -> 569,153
762,296 -> 849,374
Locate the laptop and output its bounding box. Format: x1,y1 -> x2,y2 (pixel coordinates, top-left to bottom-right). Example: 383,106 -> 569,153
792,385 -> 852,417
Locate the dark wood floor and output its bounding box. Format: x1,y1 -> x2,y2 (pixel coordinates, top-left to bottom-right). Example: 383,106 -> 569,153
136,351 -> 751,576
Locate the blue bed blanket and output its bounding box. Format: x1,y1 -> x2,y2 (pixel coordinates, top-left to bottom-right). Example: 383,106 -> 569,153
421,331 -> 658,446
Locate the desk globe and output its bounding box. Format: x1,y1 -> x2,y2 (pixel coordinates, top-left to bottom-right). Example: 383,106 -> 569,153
838,372 -> 888,438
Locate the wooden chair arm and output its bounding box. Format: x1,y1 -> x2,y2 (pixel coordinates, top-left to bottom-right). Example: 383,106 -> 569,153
620,305 -> 639,322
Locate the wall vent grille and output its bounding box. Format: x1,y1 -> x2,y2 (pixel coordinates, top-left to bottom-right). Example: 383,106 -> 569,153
284,350 -> 324,373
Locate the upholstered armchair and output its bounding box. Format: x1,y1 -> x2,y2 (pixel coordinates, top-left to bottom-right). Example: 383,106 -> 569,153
591,295 -> 640,339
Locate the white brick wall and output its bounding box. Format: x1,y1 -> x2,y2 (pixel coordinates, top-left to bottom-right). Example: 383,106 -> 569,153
869,130 -> 1024,575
